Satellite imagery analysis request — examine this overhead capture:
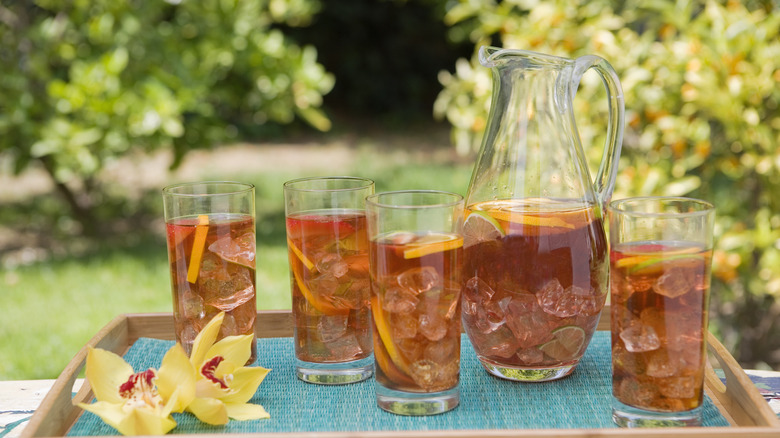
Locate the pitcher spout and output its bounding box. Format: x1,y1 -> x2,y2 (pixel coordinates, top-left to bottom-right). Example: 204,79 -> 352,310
478,46 -> 572,69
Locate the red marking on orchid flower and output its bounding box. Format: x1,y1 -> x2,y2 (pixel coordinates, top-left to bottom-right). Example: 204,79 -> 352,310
119,369 -> 156,398
201,356 -> 228,388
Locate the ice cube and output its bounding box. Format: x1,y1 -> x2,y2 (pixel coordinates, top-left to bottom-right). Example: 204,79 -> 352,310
180,291 -> 205,320
516,347 -> 544,365
219,312 -> 238,338
424,338 -> 457,365
179,325 -> 199,352
617,378 -> 660,410
419,313 -> 448,341
504,304 -> 554,349
397,338 -> 424,363
318,314 -> 349,342
308,272 -> 340,298
408,359 -> 457,391
390,313 -> 418,339
398,267 -> 441,295
653,267 -> 693,298
326,333 -> 364,361
383,287 -> 419,313
470,326 -> 518,359
228,303 -> 256,334
200,264 -> 255,311
463,276 -> 495,304
537,279 -> 579,318
646,351 -> 679,378
474,304 -> 505,334
316,253 -> 349,278
208,232 -> 255,268
612,344 -> 646,375
199,252 -> 231,281
659,376 -> 697,399
619,323 -> 661,352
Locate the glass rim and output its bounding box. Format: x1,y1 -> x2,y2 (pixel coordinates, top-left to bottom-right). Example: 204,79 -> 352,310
607,196 -> 714,218
162,181 -> 254,196
283,176 -> 375,193
366,190 -> 464,210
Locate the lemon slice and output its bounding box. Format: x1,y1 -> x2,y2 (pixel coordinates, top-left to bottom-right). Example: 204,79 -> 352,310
287,237 -> 315,271
187,215 -> 209,284
463,210 -> 505,248
627,254 -> 705,274
402,233 -> 463,259
539,325 -> 586,361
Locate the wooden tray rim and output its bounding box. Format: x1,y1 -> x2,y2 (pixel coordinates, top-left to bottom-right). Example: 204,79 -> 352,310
22,309 -> 780,438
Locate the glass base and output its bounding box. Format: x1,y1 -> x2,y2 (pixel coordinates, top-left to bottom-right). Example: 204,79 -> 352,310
612,398 -> 702,427
477,356 -> 577,382
295,356 -> 373,385
376,384 -> 459,416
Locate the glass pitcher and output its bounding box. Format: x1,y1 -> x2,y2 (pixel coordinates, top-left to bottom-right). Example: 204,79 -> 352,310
461,46 -> 624,381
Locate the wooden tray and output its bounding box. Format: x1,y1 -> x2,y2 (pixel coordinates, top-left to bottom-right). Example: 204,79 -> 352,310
23,309 -> 780,437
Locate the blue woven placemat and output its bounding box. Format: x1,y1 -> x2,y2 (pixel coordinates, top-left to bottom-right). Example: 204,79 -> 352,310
68,332 -> 729,435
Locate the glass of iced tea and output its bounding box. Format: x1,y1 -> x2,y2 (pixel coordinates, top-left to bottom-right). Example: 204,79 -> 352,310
162,181 -> 257,364
283,176 -> 374,384
366,190 -> 464,416
607,197 -> 715,427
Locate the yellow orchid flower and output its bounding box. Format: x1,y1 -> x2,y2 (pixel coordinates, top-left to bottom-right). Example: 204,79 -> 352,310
77,342 -> 194,435
185,312 -> 271,425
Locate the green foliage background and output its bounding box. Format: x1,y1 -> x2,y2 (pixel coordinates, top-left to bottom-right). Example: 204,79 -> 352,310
435,0 -> 780,368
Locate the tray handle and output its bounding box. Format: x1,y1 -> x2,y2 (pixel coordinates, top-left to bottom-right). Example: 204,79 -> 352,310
706,331 -> 780,427
23,314 -> 131,438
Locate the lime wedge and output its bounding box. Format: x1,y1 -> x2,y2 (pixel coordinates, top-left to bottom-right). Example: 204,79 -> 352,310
463,210 -> 505,248
403,233 -> 463,259
539,325 -> 586,362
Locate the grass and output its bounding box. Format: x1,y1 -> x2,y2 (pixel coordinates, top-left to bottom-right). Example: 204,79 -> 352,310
0,139 -> 473,380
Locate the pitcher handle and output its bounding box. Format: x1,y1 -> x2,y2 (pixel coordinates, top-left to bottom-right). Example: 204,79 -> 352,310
572,55 -> 625,211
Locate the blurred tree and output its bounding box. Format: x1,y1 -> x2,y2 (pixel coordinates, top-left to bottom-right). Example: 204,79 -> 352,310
434,0 -> 780,368
0,0 -> 332,235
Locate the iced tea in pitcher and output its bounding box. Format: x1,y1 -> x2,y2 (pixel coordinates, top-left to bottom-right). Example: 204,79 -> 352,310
461,199 -> 608,381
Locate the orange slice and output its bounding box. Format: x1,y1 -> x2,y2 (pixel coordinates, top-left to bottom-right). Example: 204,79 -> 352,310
290,256 -> 348,315
615,255 -> 656,269
490,210 -> 575,230
403,233 -> 463,259
187,215 -> 209,283
287,237 -> 315,271
370,296 -> 410,374
372,327 -> 415,386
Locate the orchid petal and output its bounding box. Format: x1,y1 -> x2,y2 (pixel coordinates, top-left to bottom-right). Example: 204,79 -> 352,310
224,402 -> 270,421
78,401 -> 128,431
157,343 -> 195,412
188,397 -> 229,426
220,367 -> 270,404
195,378 -> 230,399
206,334 -> 253,370
85,347 -> 133,404
122,408 -> 177,436
190,312 -> 225,368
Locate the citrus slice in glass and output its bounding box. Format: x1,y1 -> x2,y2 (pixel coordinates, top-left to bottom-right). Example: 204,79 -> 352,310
370,296 -> 410,373
463,210 -> 505,248
539,325 -> 586,362
187,215 -> 210,283
403,233 -> 463,259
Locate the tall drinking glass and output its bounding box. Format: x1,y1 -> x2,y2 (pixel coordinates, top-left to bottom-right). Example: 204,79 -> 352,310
163,181 -> 257,364
608,197 -> 715,427
284,176 -> 374,384
366,190 -> 464,416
